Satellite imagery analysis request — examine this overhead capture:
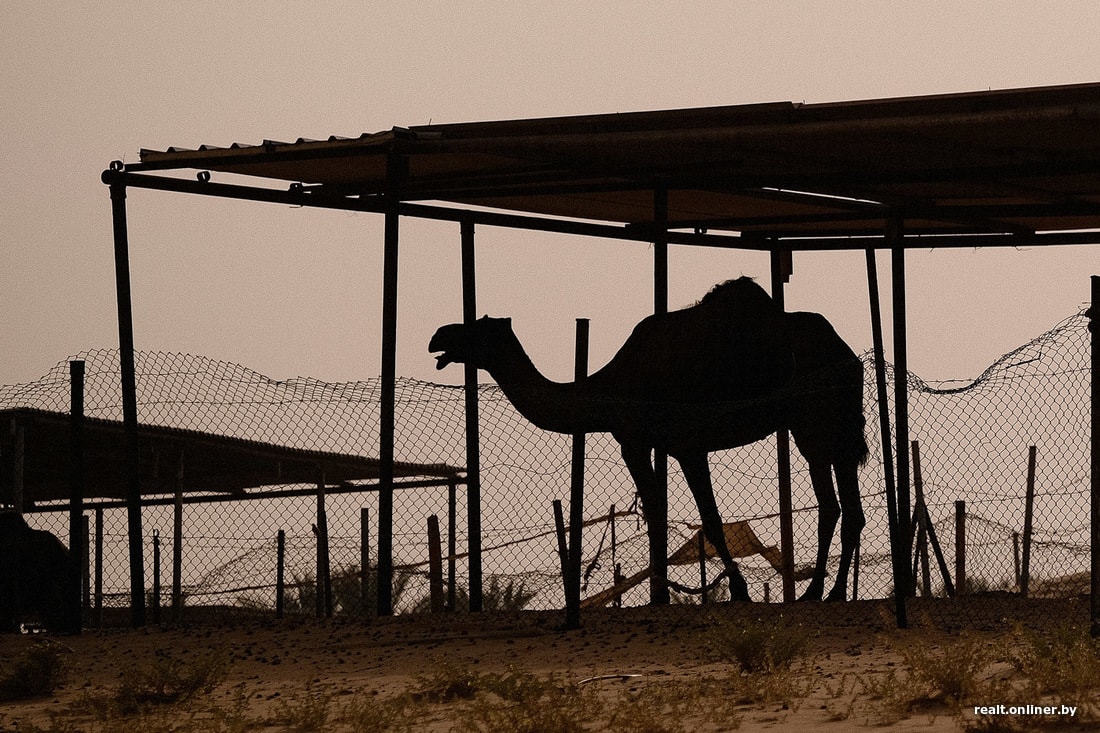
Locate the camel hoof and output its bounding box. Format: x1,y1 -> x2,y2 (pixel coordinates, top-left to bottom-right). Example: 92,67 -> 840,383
825,587 -> 847,603
797,585 -> 824,602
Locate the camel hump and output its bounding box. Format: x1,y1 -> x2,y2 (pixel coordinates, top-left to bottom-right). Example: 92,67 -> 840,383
697,276 -> 778,314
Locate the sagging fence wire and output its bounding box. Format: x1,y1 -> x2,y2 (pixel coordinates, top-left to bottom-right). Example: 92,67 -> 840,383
0,310 -> 1092,623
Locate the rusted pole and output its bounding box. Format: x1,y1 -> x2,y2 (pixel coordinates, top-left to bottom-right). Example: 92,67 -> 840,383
66,360 -> 85,634
564,318 -> 589,629
1021,446 -> 1037,597
461,218 -> 483,612
105,169 -> 146,628
771,246 -> 796,602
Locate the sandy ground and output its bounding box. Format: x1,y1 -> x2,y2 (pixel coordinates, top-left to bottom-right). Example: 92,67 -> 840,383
0,595 -> 1094,732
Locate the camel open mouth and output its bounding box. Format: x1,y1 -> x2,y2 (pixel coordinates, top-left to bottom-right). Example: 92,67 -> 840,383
432,351 -> 454,370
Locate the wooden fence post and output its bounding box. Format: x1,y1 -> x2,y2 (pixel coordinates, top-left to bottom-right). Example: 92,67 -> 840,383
360,507 -> 371,615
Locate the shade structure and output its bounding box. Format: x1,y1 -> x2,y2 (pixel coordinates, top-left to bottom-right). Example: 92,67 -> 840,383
135,82 -> 1100,240
1,408 -> 461,504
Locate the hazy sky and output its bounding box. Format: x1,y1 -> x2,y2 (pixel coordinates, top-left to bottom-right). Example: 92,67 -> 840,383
3,3 -> 1098,390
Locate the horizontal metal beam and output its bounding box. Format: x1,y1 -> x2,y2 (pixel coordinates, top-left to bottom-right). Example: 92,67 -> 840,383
24,476 -> 465,512
102,167 -> 1100,251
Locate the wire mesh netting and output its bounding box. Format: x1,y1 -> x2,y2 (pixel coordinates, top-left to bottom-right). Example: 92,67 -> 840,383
0,309 -> 1092,625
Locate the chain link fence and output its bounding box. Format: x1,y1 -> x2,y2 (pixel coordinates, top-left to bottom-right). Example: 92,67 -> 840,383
0,310 -> 1092,626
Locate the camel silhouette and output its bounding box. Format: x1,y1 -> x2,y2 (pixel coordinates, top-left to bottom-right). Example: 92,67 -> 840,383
430,277 -> 867,603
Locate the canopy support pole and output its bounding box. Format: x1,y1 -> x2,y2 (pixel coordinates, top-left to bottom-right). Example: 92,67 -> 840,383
461,218 -> 483,612
651,187 -> 670,605
890,219 -> 913,610
377,154 -> 404,616
105,169 -> 147,628
770,246 -> 796,602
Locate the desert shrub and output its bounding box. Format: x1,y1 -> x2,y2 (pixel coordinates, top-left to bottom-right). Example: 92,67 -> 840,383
706,616 -> 811,673
112,648 -> 229,713
903,632 -> 992,704
0,641 -> 68,701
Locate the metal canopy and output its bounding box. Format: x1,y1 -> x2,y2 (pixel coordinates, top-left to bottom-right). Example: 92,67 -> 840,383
134,82 -> 1100,240
2,408 -> 461,504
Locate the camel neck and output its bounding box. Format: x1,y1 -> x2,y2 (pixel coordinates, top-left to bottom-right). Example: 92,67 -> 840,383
483,331 -> 605,435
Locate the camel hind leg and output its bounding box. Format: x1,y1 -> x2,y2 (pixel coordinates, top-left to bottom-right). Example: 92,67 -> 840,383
620,442 -> 671,605
797,453 -> 841,602
826,457 -> 864,602
675,452 -> 750,602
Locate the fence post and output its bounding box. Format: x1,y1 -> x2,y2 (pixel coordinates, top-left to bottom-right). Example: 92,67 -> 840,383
94,508 -> 103,628
276,529 -> 286,619
360,507 -> 371,615
565,318 -> 589,629
955,500 -> 966,595
461,218 -> 483,613
553,499 -> 569,600
172,449 -> 184,622
1021,446 -> 1037,597
152,529 -> 161,625
66,360 -> 85,634
1089,274 -> 1099,636
698,529 -> 708,605
82,514 -> 91,612
428,515 -> 444,614
447,482 -> 457,612
316,477 -> 331,618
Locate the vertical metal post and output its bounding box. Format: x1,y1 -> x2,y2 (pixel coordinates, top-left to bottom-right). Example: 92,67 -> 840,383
172,448 -> 184,621
427,515 -> 444,614
377,154 -> 404,616
890,220 -> 912,602
565,318 -> 589,629
360,507 -> 371,613
770,247 -> 796,602
66,360 -> 85,634
276,529 -> 286,619
1021,445 -> 1037,597
447,480 -> 457,612
1088,275 -> 1099,635
866,247 -> 906,626
955,500 -> 966,595
461,218 -> 483,612
152,529 -> 161,625
107,173 -> 146,628
316,475 -> 331,618
94,508 -> 103,627
651,187 -> 670,605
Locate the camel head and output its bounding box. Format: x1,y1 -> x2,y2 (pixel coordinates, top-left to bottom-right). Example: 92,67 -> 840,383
429,316 -> 514,371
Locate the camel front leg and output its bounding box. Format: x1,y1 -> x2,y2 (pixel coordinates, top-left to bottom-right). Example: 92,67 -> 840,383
675,452 -> 750,602
620,442 -> 670,605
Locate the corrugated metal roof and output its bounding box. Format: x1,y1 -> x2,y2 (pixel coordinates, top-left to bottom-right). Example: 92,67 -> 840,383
134,83 -> 1100,238
1,408 -> 461,503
